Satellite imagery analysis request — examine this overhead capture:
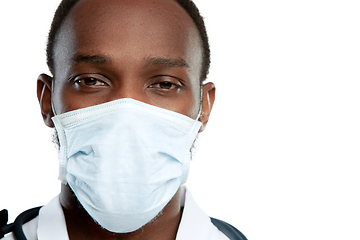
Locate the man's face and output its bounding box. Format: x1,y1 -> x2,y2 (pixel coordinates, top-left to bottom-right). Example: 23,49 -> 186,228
50,0 -> 203,119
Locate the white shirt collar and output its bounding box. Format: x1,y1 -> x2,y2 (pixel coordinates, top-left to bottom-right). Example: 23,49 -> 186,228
35,186 -> 228,240
37,195 -> 69,240
176,186 -> 229,240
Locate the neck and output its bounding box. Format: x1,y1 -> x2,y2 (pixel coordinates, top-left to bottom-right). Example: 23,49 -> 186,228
60,184 -> 183,240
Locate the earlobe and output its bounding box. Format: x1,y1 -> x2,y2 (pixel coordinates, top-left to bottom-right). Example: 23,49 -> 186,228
199,82 -> 216,132
37,74 -> 55,128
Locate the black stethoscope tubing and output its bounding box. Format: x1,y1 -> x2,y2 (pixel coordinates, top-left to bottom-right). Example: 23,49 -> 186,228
11,207 -> 41,240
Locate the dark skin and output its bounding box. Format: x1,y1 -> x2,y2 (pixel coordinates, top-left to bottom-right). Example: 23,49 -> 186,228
37,0 -> 215,239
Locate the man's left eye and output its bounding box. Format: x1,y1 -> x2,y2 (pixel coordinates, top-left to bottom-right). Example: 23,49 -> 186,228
150,80 -> 182,90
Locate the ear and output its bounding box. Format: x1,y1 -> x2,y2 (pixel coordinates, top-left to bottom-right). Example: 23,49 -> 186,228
37,74 -> 55,128
199,82 -> 216,132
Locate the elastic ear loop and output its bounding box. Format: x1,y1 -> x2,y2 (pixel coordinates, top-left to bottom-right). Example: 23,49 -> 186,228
195,86 -> 203,121
51,79 -> 57,116
51,80 -> 68,183
181,87 -> 203,184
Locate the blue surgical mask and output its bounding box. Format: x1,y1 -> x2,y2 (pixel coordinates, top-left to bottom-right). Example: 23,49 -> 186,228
51,98 -> 202,233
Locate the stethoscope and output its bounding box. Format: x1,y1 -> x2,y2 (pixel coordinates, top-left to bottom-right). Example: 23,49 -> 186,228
0,207 -> 41,240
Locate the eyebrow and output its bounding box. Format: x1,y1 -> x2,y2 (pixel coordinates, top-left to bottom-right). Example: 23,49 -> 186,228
145,56 -> 190,69
71,54 -> 112,65
70,54 -> 189,69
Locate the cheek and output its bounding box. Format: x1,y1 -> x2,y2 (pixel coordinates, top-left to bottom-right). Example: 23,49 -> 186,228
51,80 -> 69,115
175,84 -> 201,120
52,81 -> 93,114
145,88 -> 199,120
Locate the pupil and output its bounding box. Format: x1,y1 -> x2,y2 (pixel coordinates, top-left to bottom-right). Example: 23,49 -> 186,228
85,78 -> 97,85
160,82 -> 172,89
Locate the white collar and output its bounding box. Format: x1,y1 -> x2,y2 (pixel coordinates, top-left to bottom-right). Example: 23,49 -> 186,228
37,195 -> 69,240
176,186 -> 229,240
35,186 -> 228,240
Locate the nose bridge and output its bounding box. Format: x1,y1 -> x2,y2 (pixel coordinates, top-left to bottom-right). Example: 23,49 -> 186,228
109,75 -> 148,103
105,53 -> 151,104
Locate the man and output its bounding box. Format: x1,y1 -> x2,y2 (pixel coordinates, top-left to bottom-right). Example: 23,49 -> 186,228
1,0 -> 246,239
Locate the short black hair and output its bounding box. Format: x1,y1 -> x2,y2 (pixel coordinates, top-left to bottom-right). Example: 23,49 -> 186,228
46,0 -> 211,83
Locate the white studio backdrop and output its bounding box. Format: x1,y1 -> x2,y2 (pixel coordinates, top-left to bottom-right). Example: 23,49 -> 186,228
1,1 -> 359,240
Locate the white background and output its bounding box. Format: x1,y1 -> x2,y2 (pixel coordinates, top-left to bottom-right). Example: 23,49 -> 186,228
1,1 -> 360,239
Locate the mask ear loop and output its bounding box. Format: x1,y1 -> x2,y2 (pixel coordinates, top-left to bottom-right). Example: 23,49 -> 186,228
195,86 -> 203,121
51,79 -> 57,116
181,87 -> 203,184
50,79 -> 68,183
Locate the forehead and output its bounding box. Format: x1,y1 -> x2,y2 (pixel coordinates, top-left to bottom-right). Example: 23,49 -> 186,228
53,0 -> 202,77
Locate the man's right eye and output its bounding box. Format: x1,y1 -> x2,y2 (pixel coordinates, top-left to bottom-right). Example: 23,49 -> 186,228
72,74 -> 110,88
75,77 -> 107,86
